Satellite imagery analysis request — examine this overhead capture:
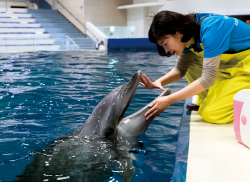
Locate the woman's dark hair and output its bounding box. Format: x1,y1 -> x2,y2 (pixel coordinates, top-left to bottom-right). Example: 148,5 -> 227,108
100,41 -> 104,45
149,11 -> 196,57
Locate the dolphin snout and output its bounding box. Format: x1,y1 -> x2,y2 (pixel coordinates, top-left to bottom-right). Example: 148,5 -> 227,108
137,70 -> 142,76
130,70 -> 142,83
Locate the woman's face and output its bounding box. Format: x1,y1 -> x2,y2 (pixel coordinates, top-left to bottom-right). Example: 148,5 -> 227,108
157,32 -> 187,56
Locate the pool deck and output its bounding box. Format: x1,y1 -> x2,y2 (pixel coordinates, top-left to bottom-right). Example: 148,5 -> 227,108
172,96 -> 250,182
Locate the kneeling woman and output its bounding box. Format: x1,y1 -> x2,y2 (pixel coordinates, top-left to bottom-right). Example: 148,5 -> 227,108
140,11 -> 250,124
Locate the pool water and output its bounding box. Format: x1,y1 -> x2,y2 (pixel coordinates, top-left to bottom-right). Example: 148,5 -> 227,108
0,51 -> 187,182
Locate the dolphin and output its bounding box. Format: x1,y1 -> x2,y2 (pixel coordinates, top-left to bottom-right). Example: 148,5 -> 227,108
117,88 -> 171,137
16,71 -> 171,182
74,70 -> 143,137
75,70 -> 171,138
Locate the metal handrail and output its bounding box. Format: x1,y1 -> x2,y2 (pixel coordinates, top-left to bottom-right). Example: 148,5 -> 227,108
57,1 -> 86,36
65,36 -> 79,49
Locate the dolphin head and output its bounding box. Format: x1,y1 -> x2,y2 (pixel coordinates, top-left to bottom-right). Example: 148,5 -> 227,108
114,70 -> 142,119
76,70 -> 142,137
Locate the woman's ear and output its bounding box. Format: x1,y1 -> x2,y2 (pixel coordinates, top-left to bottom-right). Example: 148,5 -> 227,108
176,31 -> 183,38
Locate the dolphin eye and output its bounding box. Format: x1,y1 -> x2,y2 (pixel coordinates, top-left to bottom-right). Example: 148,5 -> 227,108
104,127 -> 114,137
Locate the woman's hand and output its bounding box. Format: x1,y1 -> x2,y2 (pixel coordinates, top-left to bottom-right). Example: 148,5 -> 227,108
145,96 -> 171,120
139,74 -> 165,91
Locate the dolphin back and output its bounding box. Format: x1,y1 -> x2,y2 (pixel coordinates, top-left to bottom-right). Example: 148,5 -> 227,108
117,88 -> 171,137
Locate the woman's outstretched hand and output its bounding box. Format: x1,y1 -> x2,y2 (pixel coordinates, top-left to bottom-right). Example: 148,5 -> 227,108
145,96 -> 171,120
139,74 -> 165,91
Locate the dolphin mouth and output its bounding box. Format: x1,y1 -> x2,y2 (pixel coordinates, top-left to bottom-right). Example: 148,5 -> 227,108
120,70 -> 142,119
127,70 -> 141,103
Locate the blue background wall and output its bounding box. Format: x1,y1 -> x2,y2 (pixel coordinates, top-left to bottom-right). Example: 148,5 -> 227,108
108,38 -> 157,50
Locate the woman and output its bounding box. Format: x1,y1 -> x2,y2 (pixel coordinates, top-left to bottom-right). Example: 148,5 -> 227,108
140,11 -> 250,124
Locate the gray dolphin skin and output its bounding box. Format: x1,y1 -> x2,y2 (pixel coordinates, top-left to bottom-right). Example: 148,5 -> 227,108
75,70 -> 142,137
16,70 -> 172,182
117,88 -> 171,137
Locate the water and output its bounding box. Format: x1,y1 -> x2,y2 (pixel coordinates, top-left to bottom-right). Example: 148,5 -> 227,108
0,51 -> 188,182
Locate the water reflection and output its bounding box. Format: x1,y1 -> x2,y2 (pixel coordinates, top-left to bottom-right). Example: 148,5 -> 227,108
16,136 -> 139,182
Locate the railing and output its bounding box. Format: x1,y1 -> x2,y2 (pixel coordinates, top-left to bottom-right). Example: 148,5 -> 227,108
57,1 -> 86,36
86,22 -> 108,51
66,36 -> 79,49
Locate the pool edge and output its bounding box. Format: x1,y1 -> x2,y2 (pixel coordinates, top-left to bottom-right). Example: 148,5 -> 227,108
171,97 -> 192,182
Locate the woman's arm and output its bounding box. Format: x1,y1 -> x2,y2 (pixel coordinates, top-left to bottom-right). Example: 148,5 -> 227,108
139,68 -> 181,91
168,79 -> 205,104
170,54 -> 221,102
145,79 -> 205,120
155,68 -> 181,85
156,51 -> 196,85
140,52 -> 194,89
145,54 -> 221,120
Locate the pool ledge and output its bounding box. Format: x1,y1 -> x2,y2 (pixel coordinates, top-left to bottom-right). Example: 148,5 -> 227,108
172,96 -> 250,182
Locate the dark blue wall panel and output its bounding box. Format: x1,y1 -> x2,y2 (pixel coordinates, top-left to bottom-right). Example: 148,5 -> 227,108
108,38 -> 157,50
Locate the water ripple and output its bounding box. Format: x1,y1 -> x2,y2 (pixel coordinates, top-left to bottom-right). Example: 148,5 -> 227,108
0,51 -> 187,182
